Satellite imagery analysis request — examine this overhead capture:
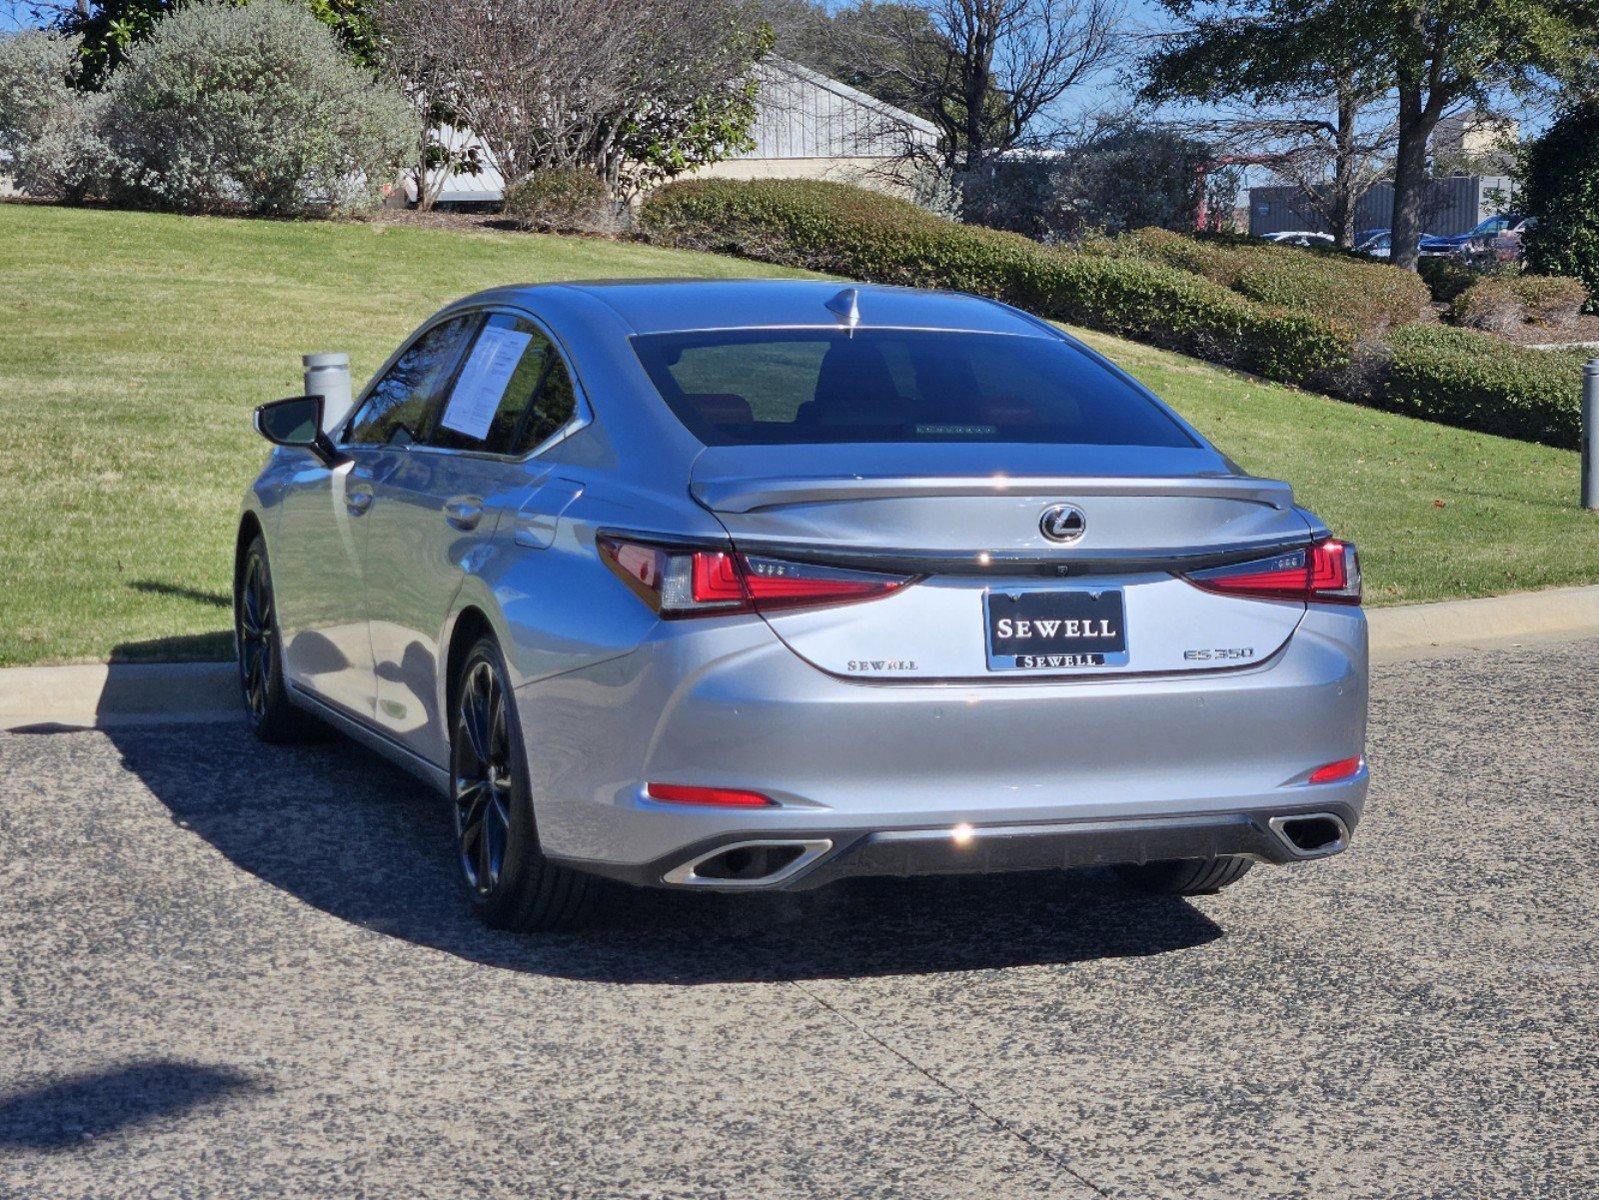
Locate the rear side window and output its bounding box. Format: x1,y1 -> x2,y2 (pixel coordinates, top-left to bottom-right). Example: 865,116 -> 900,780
514,354 -> 577,454
346,314 -> 477,446
632,329 -> 1195,448
426,314 -> 579,456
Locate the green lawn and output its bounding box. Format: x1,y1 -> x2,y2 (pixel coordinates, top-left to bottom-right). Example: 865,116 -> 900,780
1,203 -> 1595,665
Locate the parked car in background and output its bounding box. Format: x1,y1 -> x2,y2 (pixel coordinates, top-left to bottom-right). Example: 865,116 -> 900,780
1419,213 -> 1527,260
238,280 -> 1369,930
1471,215 -> 1535,268
1262,231 -> 1335,248
1354,230 -> 1391,258
1353,229 -> 1436,260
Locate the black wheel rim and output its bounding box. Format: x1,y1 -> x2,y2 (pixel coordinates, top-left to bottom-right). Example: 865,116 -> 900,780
453,659 -> 512,895
237,554 -> 274,722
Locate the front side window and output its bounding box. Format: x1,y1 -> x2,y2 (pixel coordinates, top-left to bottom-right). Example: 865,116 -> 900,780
632,329 -> 1196,448
346,314 -> 477,446
426,314 -> 579,456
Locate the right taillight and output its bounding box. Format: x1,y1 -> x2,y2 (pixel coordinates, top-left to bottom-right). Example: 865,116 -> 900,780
1185,537 -> 1361,605
597,536 -> 914,618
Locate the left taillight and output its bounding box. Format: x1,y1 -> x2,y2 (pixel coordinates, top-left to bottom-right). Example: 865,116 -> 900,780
597,536 -> 913,618
1185,537 -> 1362,605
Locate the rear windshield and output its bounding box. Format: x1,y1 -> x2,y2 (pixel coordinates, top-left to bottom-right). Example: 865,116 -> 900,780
632,329 -> 1196,448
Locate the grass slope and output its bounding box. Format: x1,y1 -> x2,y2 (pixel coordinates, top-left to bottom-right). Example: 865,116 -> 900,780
0,204 -> 1595,665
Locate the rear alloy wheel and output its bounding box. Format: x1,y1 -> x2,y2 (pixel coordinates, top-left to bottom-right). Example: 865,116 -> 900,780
235,535 -> 316,742
1115,856 -> 1254,896
451,635 -> 596,931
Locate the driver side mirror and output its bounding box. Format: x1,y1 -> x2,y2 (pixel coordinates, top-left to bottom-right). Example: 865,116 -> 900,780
254,395 -> 347,468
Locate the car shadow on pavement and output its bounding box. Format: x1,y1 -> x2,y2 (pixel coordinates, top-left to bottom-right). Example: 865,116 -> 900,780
106,720 -> 1225,985
0,1061 -> 255,1152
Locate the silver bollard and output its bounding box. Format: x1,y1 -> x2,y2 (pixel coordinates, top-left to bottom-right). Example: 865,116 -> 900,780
1586,360 -> 1599,511
302,352 -> 352,435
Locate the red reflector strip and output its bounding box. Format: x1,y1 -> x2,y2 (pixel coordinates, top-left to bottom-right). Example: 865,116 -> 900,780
1307,756 -> 1364,784
645,783 -> 776,807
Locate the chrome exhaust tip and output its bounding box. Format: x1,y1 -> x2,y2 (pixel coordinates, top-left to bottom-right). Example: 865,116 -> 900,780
662,839 -> 833,887
1268,813 -> 1351,860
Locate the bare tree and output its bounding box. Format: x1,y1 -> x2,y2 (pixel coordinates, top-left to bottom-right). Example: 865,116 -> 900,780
374,0 -> 765,198
827,0 -> 1127,170
1180,72 -> 1396,246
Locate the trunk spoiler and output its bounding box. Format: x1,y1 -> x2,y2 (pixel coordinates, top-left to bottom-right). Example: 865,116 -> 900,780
692,474 -> 1296,514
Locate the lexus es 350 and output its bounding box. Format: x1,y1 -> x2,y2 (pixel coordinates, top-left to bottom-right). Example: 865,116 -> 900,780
237,280 -> 1368,930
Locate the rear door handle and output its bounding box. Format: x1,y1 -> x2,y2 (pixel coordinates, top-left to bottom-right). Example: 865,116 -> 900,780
345,485 -> 374,516
443,495 -> 484,530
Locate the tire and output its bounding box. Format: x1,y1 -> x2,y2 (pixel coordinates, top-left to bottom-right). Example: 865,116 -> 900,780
450,634 -> 597,931
1114,856 -> 1254,896
235,534 -> 318,743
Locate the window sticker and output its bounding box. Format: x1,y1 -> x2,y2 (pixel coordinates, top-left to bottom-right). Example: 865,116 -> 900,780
439,326 -> 534,441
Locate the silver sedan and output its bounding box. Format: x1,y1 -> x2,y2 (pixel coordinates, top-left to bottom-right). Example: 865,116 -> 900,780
238,280 -> 1368,930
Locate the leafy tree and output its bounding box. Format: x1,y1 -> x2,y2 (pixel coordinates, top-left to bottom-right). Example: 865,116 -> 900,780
762,0 -> 1124,171
1145,28 -> 1394,247
1141,0 -> 1599,269
101,0 -> 413,214
0,30 -> 111,200
1521,102 -> 1599,311
38,0 -> 377,87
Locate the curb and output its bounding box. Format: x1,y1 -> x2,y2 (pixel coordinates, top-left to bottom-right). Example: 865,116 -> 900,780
0,661 -> 238,732
3,586 -> 1598,731
1365,583 -> 1599,663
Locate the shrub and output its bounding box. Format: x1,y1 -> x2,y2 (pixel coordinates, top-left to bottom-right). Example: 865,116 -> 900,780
1417,255 -> 1478,303
0,31 -> 112,202
1514,275 -> 1589,328
641,179 -> 1354,388
1522,101 -> 1599,313
959,122 -> 1227,243
1384,325 -> 1586,447
1115,227 -> 1431,335
501,169 -> 618,234
1447,274 -> 1589,332
1446,277 -> 1526,333
102,0 -> 416,216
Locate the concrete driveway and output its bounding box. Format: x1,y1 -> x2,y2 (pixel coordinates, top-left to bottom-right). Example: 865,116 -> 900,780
2,640 -> 1596,1199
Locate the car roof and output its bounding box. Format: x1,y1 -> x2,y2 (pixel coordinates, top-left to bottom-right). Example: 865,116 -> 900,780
477,279 -> 1053,338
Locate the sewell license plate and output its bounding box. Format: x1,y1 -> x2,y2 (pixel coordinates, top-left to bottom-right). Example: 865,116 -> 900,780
984,588 -> 1128,670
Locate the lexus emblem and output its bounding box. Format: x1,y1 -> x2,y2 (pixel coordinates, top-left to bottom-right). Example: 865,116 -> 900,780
1039,504 -> 1086,544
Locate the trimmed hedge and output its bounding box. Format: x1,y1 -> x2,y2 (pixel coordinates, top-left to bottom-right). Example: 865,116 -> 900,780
1447,273 -> 1589,333
1384,325 -> 1587,446
502,168 -> 618,234
641,179 -> 1354,387
640,179 -> 1585,449
1113,227 -> 1431,335
1418,255 -> 1478,304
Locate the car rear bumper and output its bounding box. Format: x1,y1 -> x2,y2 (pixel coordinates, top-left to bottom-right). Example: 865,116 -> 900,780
516,604 -> 1368,889
571,800 -> 1363,891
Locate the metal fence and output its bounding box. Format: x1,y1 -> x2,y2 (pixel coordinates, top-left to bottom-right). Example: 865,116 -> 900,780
1248,176 -> 1517,238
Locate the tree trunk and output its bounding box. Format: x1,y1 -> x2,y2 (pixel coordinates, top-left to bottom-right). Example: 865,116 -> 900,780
1329,91 -> 1357,247
1389,85 -> 1431,271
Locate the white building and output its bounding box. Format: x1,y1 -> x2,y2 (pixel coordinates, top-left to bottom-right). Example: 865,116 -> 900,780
412,57 -> 939,206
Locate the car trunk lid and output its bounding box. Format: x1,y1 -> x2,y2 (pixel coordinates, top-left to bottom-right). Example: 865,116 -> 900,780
689,444 -> 1316,681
